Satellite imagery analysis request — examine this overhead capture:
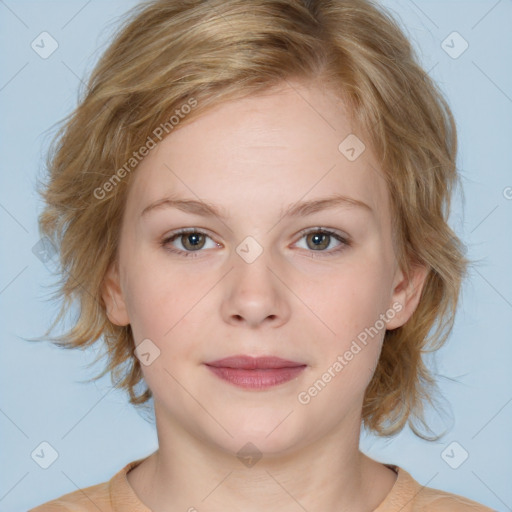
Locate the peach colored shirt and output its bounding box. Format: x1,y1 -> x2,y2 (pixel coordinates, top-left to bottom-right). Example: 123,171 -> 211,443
29,458 -> 495,512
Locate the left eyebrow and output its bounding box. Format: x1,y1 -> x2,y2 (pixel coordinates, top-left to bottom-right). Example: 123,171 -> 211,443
140,193 -> 373,220
282,194 -> 373,217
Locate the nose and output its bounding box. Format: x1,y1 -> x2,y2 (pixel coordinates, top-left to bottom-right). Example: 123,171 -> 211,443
220,251 -> 291,329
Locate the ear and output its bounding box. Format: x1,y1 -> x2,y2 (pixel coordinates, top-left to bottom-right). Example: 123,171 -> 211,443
101,261 -> 130,326
385,262 -> 429,331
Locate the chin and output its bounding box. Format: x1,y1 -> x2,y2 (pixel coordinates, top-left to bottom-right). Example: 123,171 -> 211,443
212,413 -> 309,459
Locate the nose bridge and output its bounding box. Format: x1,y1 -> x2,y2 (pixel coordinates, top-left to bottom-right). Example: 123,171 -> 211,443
222,235 -> 289,327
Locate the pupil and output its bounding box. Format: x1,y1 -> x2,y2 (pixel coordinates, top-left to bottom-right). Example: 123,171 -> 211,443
309,233 -> 328,250
183,233 -> 204,250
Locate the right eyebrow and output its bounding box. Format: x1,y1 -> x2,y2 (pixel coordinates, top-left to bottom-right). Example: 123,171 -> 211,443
141,197 -> 228,219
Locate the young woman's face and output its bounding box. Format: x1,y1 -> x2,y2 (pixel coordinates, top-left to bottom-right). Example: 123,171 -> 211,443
103,81 -> 425,456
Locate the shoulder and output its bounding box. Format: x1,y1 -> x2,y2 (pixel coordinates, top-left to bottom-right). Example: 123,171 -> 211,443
414,485 -> 496,512
28,480 -> 111,512
28,457 -> 148,512
380,465 -> 496,512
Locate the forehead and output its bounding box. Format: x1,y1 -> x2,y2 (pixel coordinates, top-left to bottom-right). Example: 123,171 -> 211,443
125,82 -> 389,222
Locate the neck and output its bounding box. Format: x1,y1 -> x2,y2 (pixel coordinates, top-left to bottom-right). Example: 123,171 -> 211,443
127,408 -> 397,512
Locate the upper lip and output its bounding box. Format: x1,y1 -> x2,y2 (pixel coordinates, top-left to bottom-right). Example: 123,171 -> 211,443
205,355 -> 306,369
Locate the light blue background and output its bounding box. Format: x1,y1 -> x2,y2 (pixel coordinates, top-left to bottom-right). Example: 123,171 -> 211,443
1,1 -> 511,510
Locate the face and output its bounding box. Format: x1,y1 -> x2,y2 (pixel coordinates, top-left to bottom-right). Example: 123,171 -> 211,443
102,80 -> 427,457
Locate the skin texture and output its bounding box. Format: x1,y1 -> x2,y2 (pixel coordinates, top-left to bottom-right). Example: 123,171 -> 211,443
102,80 -> 428,512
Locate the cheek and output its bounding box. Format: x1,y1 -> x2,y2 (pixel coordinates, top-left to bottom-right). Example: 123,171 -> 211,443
121,255 -> 185,342
298,255 -> 391,394
123,268 -> 203,395
122,254 -> 211,374
312,258 -> 390,341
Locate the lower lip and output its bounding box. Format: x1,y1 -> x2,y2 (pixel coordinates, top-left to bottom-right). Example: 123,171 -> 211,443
205,366 -> 306,390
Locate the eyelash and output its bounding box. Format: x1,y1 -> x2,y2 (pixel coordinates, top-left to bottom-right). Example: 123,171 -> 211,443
160,227 -> 351,259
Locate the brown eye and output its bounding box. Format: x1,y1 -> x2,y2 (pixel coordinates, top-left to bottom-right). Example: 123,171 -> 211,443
161,229 -> 219,257
179,232 -> 206,251
305,232 -> 331,251
295,228 -> 351,257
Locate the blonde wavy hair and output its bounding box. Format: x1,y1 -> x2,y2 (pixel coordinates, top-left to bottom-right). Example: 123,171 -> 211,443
35,0 -> 468,439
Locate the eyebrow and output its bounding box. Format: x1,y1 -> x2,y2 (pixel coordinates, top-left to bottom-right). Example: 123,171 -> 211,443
140,193 -> 373,220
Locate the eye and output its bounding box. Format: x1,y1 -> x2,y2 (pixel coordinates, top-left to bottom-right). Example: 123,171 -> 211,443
294,228 -> 351,257
161,227 -> 351,258
161,228 -> 219,257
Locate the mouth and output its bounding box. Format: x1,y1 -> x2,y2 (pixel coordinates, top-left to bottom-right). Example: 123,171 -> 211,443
204,355 -> 307,390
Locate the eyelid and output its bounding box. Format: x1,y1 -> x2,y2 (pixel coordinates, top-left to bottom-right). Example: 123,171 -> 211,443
293,227 -> 351,257
295,226 -> 350,241
161,227 -> 220,251
161,226 -> 351,258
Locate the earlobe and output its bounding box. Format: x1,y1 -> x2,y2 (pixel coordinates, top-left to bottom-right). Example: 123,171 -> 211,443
101,261 -> 130,326
385,263 -> 429,331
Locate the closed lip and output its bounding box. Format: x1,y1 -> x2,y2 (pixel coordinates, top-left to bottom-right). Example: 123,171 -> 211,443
205,355 -> 306,370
